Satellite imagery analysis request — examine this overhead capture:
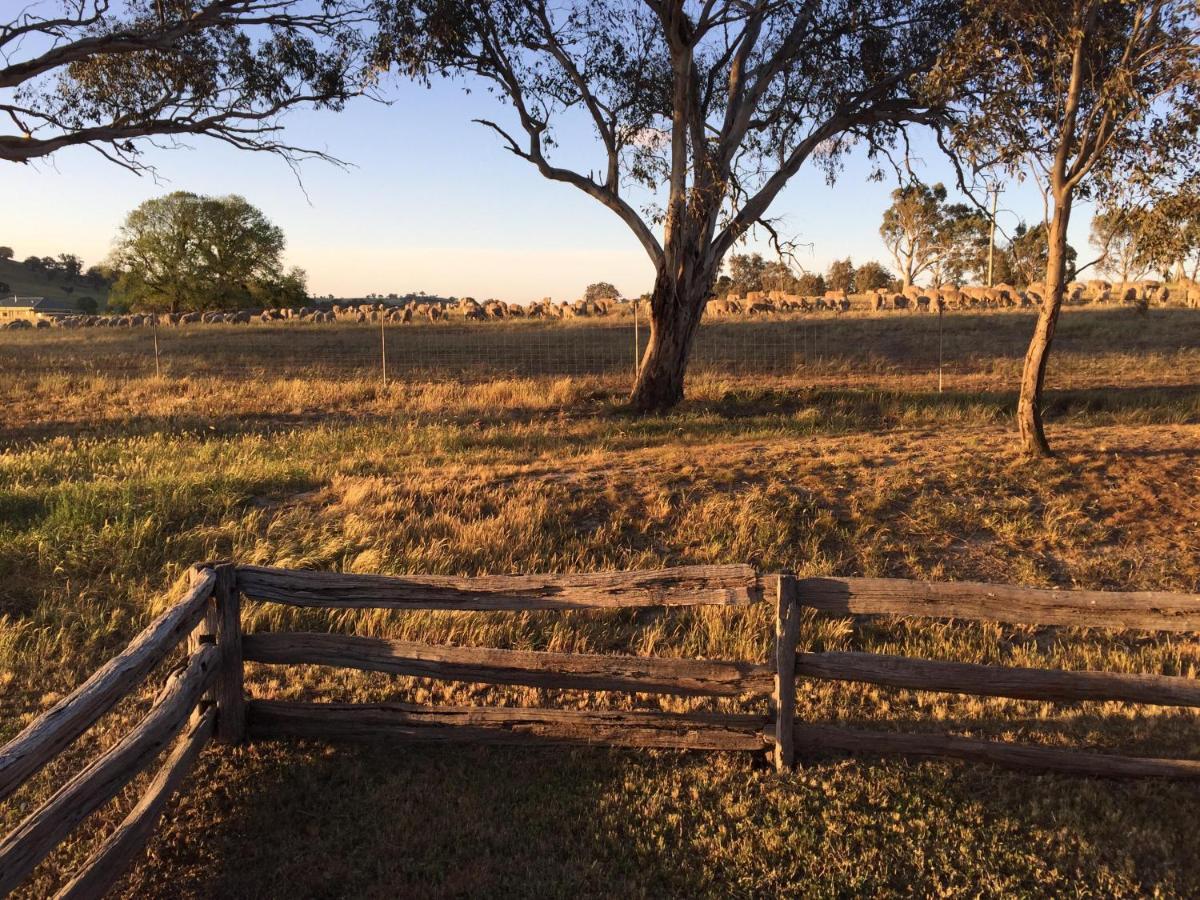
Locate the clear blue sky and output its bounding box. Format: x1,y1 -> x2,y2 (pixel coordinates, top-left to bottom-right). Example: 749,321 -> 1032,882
0,78 -> 1099,302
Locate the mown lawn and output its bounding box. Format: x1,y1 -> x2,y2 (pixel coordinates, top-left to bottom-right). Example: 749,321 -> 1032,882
2,309 -> 1199,897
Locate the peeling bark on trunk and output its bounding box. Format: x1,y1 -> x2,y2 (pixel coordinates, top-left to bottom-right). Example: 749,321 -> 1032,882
1018,200 -> 1072,457
629,265 -> 713,412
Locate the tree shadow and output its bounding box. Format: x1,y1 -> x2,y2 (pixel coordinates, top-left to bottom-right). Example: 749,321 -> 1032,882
135,711 -> 1200,899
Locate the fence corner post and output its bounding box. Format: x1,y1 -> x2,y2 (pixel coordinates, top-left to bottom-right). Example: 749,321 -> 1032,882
773,572 -> 799,772
213,562 -> 245,744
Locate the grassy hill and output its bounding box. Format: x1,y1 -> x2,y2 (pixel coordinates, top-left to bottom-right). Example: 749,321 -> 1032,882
0,256 -> 111,309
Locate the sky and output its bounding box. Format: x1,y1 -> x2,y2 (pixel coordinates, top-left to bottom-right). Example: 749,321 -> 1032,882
0,78 -> 1101,303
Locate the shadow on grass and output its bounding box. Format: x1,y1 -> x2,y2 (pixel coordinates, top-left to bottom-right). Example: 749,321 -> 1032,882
147,719 -> 1200,898
2,383 -> 1196,455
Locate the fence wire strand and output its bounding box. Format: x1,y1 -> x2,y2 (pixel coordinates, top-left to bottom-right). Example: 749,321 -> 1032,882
2,308 -> 1197,390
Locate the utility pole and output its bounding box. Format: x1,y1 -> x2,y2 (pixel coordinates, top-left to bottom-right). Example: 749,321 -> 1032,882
986,184 -> 1001,287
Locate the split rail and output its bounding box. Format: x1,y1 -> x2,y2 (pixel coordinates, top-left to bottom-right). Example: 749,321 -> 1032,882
3,562 -> 1200,896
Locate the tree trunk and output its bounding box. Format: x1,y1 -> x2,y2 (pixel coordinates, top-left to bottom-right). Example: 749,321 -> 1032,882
1017,199 -> 1072,457
629,265 -> 712,412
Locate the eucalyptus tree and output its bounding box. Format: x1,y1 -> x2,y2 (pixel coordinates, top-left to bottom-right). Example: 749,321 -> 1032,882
879,181 -> 980,288
932,0 -> 1200,456
2,1 -> 374,170
380,0 -> 962,410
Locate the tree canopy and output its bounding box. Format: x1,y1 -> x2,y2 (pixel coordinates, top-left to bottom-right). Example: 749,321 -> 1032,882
108,192 -> 306,312
2,1 -> 374,170
584,281 -> 621,302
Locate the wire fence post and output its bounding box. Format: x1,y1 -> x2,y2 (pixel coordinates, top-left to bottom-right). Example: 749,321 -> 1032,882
380,314 -> 388,388
938,306 -> 944,394
152,323 -> 161,379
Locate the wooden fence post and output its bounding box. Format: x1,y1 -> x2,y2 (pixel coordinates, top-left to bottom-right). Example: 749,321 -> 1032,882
212,563 -> 245,743
774,573 -> 799,772
186,569 -> 220,727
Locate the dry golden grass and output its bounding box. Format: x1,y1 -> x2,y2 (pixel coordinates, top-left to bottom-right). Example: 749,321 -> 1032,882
1,307 -> 1199,897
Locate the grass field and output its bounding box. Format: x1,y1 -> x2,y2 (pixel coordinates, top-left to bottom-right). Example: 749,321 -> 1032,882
2,307 -> 1199,897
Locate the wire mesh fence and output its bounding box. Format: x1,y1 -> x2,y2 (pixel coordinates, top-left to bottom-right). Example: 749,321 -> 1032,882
2,307 -> 1197,390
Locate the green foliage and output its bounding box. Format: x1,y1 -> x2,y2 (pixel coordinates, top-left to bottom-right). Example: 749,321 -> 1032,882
75,296 -> 98,315
0,252 -> 109,306
880,181 -> 987,287
795,272 -> 826,296
725,254 -> 813,296
109,192 -> 301,313
584,282 -> 621,302
1006,222 -> 1077,287
3,2 -> 371,168
1091,206 -> 1157,283
1134,183 -> 1200,281
826,258 -> 856,293
727,254 -> 767,295
0,246 -> 12,260
855,260 -> 896,291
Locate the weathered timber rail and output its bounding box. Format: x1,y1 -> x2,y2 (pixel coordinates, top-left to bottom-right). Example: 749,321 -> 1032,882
3,561 -> 1199,897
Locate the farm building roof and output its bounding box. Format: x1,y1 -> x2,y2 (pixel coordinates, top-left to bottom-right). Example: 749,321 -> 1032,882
0,296 -> 74,313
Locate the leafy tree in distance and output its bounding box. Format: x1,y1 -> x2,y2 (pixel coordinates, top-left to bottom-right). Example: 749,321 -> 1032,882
109,192 -> 301,312
762,261 -> 801,294
0,246 -> 12,260
584,282 -> 622,302
251,267 -> 309,309
58,254 -> 83,279
826,259 -> 857,293
727,254 -> 767,297
711,274 -> 733,298
1090,207 -> 1156,284
879,182 -> 981,287
795,272 -> 827,296
856,261 -> 896,291
1008,222 -> 1077,287
933,0 -> 1200,456
381,0 -> 963,411
76,296 -> 98,315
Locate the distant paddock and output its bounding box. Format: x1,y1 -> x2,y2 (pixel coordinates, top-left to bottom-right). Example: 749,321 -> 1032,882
0,306 -> 1197,388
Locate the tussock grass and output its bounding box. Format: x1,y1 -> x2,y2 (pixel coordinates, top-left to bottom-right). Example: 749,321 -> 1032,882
1,308 -> 1199,897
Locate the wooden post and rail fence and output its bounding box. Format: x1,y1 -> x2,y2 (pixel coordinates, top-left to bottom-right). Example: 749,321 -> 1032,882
3,561 -> 1200,896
